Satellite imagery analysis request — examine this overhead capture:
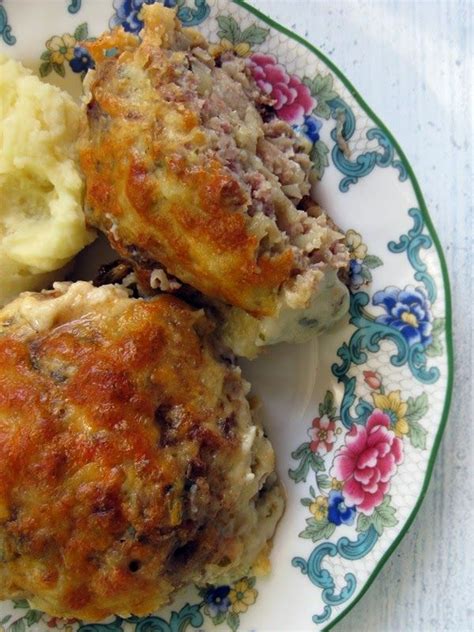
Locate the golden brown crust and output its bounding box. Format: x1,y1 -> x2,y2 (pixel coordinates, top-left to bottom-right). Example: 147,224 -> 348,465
80,6 -> 293,318
0,283 -> 282,620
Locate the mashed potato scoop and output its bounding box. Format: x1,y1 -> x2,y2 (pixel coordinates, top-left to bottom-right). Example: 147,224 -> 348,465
0,55 -> 95,305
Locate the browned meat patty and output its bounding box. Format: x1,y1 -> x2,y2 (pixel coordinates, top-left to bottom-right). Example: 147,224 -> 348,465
0,282 -> 284,620
80,5 -> 349,357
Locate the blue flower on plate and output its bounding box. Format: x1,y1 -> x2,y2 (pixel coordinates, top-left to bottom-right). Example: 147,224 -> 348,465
327,490 -> 356,526
203,585 -> 231,617
349,258 -> 365,288
110,0 -> 157,33
69,46 -> 94,73
294,114 -> 322,143
303,115 -> 322,143
373,285 -> 433,348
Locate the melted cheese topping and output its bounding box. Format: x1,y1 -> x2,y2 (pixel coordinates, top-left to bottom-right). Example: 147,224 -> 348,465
80,6 -> 293,318
0,282 -> 283,620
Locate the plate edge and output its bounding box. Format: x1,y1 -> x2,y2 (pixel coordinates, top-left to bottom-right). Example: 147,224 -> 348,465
232,1 -> 454,629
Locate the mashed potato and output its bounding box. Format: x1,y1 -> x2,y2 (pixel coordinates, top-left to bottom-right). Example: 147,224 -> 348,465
0,55 -> 95,305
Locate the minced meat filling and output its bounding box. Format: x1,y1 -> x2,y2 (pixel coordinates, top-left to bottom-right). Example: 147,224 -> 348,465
166,44 -> 347,291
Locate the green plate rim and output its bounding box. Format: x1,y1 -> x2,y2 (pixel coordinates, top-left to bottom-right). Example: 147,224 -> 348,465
233,1 -> 454,629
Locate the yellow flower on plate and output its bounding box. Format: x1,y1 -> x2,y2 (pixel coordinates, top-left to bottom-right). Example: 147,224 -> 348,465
372,390 -> 409,437
331,477 -> 343,490
345,229 -> 368,260
229,578 -> 257,614
209,38 -> 251,58
309,495 -> 328,521
46,33 -> 76,65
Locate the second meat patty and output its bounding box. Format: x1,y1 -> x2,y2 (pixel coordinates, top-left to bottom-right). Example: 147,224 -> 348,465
80,4 -> 349,357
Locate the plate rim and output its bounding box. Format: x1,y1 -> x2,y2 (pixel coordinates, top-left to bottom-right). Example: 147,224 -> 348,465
0,1 -> 454,629
233,1 -> 454,629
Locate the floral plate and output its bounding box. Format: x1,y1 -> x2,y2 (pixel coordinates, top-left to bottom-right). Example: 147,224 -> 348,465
0,1 -> 453,631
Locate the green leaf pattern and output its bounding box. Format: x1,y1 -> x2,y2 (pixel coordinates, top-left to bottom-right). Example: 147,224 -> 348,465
24,611 -> 42,627
310,140 -> 329,179
316,474 -> 331,490
407,420 -> 428,450
319,390 -> 337,418
356,496 -> 398,536
303,73 -> 338,120
210,611 -> 226,626
364,254 -> 383,269
216,15 -> 241,43
240,24 -> 268,45
406,392 -> 429,422
405,392 -> 429,449
226,612 -> 240,632
299,517 -> 336,542
215,15 -> 268,46
73,22 -> 88,42
425,317 -> 446,357
9,619 -> 25,632
289,443 -> 325,483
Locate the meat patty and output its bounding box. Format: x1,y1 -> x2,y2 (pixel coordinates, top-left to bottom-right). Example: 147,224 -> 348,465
0,282 -> 283,620
80,5 -> 349,357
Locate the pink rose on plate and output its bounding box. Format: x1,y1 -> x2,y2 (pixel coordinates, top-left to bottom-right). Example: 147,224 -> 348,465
331,410 -> 403,515
309,415 -> 337,454
248,53 -> 315,124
